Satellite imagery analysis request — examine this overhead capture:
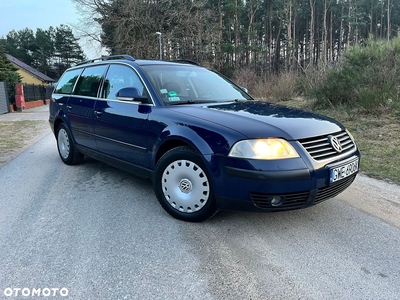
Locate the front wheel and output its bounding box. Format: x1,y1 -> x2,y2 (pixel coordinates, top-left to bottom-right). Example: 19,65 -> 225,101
56,123 -> 84,165
154,146 -> 218,222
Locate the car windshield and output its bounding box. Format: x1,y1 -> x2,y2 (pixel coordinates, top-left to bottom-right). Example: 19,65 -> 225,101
141,64 -> 252,105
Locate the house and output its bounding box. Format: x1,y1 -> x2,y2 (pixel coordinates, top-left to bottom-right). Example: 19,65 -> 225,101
6,54 -> 55,85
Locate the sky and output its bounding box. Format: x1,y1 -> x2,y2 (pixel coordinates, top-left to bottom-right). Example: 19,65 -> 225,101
0,0 -> 103,58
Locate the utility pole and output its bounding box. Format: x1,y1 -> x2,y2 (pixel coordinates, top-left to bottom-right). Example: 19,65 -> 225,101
155,32 -> 162,60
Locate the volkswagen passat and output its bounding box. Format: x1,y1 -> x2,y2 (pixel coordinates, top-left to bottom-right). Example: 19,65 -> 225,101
49,55 -> 360,222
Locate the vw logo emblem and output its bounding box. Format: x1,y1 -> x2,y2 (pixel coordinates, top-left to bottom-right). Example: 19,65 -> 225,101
179,178 -> 193,194
328,135 -> 342,153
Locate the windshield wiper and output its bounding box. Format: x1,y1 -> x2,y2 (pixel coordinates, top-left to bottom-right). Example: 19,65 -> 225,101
168,100 -> 218,105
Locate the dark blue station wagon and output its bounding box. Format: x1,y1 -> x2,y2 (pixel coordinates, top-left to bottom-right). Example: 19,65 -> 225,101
49,55 -> 360,222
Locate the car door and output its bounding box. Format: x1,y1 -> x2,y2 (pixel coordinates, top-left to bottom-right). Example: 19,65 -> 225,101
67,65 -> 108,149
93,64 -> 151,168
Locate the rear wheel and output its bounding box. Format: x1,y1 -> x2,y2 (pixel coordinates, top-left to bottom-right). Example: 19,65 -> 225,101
154,146 -> 217,222
56,123 -> 84,165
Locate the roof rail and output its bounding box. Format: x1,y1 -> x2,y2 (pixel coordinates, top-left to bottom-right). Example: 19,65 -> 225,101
76,54 -> 135,66
172,59 -> 201,66
105,55 -> 135,61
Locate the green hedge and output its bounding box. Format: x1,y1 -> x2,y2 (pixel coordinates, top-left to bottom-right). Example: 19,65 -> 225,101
310,37 -> 400,113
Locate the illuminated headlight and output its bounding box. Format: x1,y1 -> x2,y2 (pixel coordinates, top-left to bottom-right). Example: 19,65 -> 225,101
228,138 -> 299,160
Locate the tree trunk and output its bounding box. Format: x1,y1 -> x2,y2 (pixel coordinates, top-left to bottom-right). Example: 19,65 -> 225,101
329,10 -> 333,62
309,0 -> 315,65
322,0 -> 329,63
387,0 -> 391,40
218,0 -> 223,68
339,3 -> 344,58
347,0 -> 352,45
234,0 -> 239,67
286,0 -> 292,71
370,0 -> 374,36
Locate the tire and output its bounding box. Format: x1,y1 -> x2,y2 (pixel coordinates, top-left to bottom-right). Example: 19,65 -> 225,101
154,146 -> 218,222
56,123 -> 84,165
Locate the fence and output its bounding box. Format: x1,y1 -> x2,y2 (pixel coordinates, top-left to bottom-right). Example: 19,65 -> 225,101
23,84 -> 53,103
0,81 -> 10,114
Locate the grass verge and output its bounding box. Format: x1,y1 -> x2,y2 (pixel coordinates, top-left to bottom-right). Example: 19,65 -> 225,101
0,120 -> 50,167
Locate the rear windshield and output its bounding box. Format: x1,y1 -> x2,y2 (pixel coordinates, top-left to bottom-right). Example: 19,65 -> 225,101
141,65 -> 252,105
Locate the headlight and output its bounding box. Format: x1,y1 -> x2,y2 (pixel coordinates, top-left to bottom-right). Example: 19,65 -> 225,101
228,138 -> 299,160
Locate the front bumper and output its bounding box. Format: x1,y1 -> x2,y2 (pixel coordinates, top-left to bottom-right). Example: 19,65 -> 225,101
212,153 -> 360,212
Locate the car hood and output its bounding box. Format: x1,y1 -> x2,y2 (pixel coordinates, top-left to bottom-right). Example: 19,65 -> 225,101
169,101 -> 344,140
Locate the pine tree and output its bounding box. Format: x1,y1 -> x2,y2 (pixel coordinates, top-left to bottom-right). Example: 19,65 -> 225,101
0,46 -> 22,103
0,47 -> 19,72
54,25 -> 85,78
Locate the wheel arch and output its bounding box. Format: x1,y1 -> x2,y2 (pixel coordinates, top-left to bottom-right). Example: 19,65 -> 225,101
53,117 -> 64,136
53,116 -> 73,140
152,125 -> 215,168
155,139 -> 192,164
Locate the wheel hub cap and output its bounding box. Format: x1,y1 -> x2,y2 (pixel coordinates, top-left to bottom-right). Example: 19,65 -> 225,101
161,159 -> 210,213
58,129 -> 70,159
179,179 -> 193,194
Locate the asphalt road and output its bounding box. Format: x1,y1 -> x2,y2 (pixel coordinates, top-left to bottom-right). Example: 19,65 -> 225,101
0,132 -> 399,300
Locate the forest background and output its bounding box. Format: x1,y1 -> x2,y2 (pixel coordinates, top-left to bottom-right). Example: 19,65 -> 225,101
1,1 -> 399,79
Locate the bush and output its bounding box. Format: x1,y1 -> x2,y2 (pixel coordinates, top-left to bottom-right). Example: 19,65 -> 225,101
233,67 -> 269,99
233,67 -> 260,93
309,37 -> 400,113
233,67 -> 299,101
310,66 -> 358,107
0,70 -> 20,104
297,62 -> 331,96
268,72 -> 299,101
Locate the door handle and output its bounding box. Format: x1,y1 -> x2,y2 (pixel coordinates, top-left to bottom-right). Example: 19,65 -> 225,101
94,110 -> 103,116
66,105 -> 72,109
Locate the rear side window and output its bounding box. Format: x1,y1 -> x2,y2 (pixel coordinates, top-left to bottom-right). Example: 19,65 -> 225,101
54,69 -> 82,94
73,65 -> 108,97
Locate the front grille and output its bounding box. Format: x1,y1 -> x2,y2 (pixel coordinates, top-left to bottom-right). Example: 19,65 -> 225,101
251,191 -> 310,210
299,131 -> 356,161
314,173 -> 357,204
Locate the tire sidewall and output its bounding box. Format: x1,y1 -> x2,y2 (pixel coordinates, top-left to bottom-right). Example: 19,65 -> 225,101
154,147 -> 217,222
56,123 -> 78,165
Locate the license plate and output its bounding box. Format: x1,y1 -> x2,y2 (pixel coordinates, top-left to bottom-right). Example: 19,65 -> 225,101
329,158 -> 359,184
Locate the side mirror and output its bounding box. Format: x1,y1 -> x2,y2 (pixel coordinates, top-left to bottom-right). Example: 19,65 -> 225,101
240,87 -> 249,93
116,87 -> 149,103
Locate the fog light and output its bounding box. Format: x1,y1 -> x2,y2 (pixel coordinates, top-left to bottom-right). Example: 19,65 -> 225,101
269,196 -> 285,207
